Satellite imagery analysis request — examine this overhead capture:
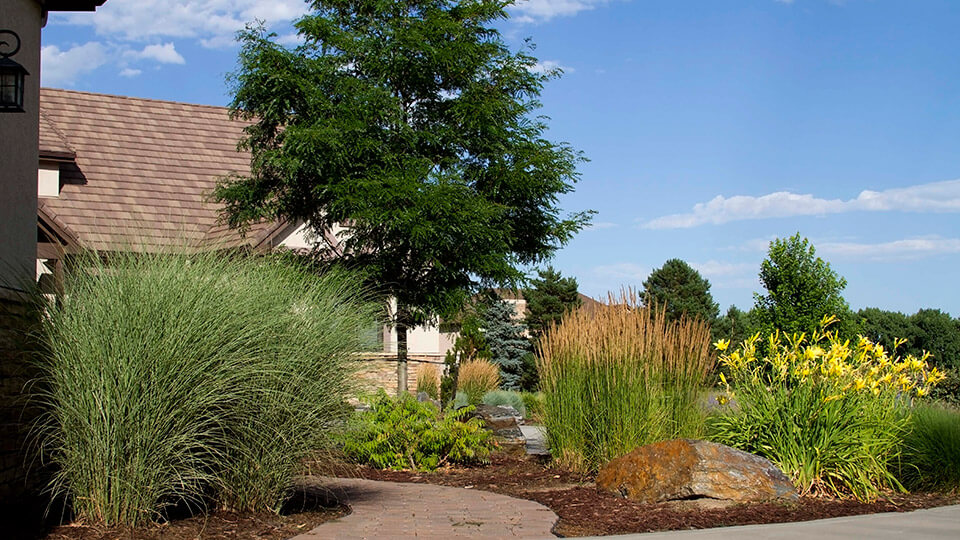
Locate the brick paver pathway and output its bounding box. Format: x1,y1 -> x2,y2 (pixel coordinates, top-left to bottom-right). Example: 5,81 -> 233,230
293,477 -> 558,539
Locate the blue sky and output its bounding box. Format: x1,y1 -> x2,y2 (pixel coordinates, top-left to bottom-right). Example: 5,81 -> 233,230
42,0 -> 960,316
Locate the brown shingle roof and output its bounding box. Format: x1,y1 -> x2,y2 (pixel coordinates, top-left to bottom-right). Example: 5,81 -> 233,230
39,88 -> 284,253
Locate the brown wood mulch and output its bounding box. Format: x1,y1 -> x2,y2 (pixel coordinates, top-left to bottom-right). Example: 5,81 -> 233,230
40,504 -> 347,540
340,453 -> 959,537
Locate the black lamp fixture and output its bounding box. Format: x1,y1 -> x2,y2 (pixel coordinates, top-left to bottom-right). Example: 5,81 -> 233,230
0,30 -> 28,113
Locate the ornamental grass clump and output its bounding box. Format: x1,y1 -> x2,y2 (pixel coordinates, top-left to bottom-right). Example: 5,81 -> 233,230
898,403 -> 960,492
709,316 -> 945,500
30,250 -> 377,526
458,359 -> 501,405
537,290 -> 714,472
416,363 -> 440,400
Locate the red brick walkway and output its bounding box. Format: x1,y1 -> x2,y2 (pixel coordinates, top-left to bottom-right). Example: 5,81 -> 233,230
294,477 -> 558,539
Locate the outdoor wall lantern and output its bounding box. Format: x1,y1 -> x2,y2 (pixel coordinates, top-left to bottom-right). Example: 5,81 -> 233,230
0,30 -> 28,113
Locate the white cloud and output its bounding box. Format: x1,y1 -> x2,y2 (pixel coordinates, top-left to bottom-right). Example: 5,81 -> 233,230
691,261 -> 755,278
819,236 -> 960,262
54,0 -> 309,47
119,68 -> 142,77
585,221 -> 618,230
530,60 -> 574,75
510,0 -> 615,24
593,263 -> 648,281
644,179 -> 960,229
41,42 -> 108,86
134,43 -> 186,65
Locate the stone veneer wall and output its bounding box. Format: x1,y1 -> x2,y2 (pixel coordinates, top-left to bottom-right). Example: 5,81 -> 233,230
357,354 -> 446,395
0,293 -> 41,503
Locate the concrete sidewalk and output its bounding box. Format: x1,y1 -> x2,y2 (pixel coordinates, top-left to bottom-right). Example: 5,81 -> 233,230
581,504 -> 960,540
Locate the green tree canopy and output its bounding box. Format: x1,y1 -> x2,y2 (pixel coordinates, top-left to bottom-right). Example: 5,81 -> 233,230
910,309 -> 960,370
523,266 -> 582,340
753,234 -> 852,337
214,0 -> 591,391
858,307 -> 913,354
712,305 -> 759,345
641,259 -> 719,325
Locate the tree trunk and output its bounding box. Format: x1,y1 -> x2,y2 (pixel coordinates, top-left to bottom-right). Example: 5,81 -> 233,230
396,308 -> 409,396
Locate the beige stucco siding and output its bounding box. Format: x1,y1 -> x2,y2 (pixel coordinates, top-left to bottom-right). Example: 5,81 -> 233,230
0,0 -> 42,292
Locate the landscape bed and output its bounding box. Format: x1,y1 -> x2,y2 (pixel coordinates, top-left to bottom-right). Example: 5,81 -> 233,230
334,453 -> 959,537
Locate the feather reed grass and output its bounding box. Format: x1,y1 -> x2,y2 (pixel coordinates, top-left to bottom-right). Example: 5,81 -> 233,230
537,289 -> 713,472
458,359 -> 501,405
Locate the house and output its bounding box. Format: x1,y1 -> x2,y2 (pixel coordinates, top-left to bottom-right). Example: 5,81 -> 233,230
36,88 -> 458,375
0,0 -> 106,525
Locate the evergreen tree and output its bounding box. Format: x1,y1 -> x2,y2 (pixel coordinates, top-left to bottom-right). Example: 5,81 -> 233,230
712,305 -> 758,345
642,259 -> 719,325
523,266 -> 582,340
483,297 -> 529,390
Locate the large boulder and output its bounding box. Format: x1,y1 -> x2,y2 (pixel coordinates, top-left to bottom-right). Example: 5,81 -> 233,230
596,439 -> 796,503
468,404 -> 526,456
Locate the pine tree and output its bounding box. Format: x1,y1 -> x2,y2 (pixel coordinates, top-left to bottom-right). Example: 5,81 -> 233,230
483,298 -> 529,390
524,266 -> 582,340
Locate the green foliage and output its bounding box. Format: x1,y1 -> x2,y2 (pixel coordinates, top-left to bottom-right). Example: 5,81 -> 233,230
642,259 -> 719,326
342,390 -> 493,471
712,305 -> 759,345
520,391 -> 545,421
709,327 -> 922,500
524,266 -> 582,340
753,234 -> 854,338
215,0 -> 592,373
538,292 -> 714,472
481,390 -> 526,417
858,307 -> 960,403
31,250 -> 376,525
898,403 -> 960,492
910,309 -> 960,371
483,297 -> 530,389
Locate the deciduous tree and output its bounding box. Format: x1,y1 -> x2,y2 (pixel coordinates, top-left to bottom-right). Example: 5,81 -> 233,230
214,1 -> 590,392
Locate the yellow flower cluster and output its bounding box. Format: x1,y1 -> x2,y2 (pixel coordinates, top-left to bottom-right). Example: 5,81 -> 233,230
714,315 -> 945,400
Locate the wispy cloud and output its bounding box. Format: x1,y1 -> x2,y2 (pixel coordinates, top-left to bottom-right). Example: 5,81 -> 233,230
509,0 -> 616,24
644,179 -> 960,229
819,236 -> 960,261
41,42 -> 108,86
593,263 -> 648,281
530,60 -> 574,75
585,221 -> 618,230
691,260 -> 755,278
118,68 -> 142,78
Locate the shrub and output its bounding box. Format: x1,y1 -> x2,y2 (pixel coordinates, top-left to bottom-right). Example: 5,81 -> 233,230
416,363 -> 440,400
709,317 -> 944,500
458,359 -> 501,405
537,290 -> 714,472
898,403 -> 960,491
521,391 -> 545,421
30,250 -> 376,525
342,390 -> 493,470
482,390 -> 526,417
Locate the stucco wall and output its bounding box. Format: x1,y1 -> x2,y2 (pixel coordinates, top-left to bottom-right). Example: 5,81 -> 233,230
0,0 -> 42,293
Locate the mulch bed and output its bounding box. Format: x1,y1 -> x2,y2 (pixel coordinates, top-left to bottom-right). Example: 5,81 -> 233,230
337,453 -> 959,537
41,498 -> 348,540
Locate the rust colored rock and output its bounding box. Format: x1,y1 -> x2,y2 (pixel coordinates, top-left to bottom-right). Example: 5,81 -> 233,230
596,439 -> 797,504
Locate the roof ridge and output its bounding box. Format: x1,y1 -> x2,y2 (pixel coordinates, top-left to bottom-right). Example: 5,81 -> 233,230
41,87 -> 234,113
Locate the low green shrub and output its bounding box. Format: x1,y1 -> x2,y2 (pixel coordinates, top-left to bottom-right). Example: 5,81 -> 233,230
709,318 -> 943,500
482,390 -> 526,417
342,390 -> 493,471
538,292 -> 714,472
521,391 -> 545,421
30,250 -> 376,525
898,403 -> 960,492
